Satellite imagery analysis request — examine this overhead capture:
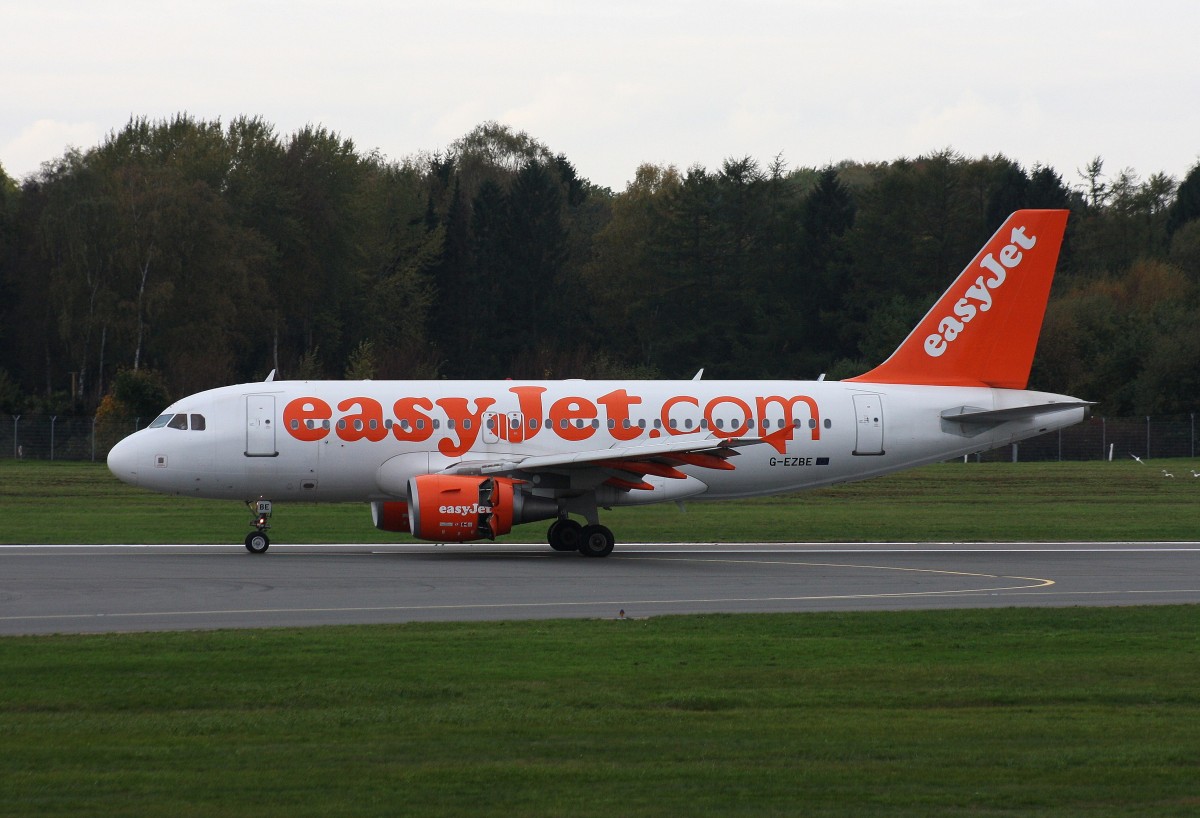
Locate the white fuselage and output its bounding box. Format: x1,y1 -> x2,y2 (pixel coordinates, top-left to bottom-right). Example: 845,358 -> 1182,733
107,378 -> 1086,505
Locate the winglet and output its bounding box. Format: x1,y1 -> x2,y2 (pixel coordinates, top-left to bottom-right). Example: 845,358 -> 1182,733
846,209 -> 1069,389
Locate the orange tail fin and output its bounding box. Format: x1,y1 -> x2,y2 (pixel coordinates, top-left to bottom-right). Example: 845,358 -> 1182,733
846,209 -> 1069,389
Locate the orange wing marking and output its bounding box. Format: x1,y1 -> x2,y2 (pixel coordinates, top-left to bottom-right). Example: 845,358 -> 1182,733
663,451 -> 738,471
596,459 -> 689,480
604,476 -> 655,491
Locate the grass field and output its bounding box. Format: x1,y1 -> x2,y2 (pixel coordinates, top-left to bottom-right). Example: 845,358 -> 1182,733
3,459 -> 1199,816
2,608 -> 1199,817
2,458 -> 1199,544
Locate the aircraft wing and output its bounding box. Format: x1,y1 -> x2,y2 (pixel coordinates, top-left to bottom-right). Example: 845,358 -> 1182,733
443,434 -> 765,489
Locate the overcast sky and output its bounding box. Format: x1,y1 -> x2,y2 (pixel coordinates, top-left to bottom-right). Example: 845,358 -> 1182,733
3,1 -> 1198,192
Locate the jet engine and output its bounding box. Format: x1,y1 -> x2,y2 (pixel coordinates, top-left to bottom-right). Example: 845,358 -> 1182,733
371,501 -> 411,533
404,474 -> 558,542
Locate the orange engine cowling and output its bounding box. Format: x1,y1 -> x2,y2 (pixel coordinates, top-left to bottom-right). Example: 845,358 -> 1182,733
371,501 -> 411,533
406,474 -> 556,542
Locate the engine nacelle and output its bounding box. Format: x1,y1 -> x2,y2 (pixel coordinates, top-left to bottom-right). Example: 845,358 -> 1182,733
371,501 -> 411,533
406,474 -> 557,542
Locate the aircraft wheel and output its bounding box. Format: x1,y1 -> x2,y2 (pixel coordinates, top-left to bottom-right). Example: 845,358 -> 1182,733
577,524 -> 615,558
245,531 -> 270,554
548,519 -> 583,551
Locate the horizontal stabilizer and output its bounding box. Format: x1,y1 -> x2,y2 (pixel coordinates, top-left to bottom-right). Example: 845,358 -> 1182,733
940,401 -> 1093,425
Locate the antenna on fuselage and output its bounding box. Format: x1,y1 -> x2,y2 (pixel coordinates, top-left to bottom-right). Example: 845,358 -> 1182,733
692,369 -> 704,380
264,369 -> 276,382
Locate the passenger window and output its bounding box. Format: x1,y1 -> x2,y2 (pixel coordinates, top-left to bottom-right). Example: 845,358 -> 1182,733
190,414 -> 206,431
167,414 -> 188,430
149,414 -> 172,429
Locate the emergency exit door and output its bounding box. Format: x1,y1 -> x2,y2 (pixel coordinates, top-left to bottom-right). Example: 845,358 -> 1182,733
852,393 -> 884,456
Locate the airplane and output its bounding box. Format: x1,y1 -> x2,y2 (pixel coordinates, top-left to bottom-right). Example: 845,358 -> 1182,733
107,209 -> 1089,557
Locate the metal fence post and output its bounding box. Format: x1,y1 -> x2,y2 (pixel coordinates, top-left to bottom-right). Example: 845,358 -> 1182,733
1101,417 -> 1107,460
12,415 -> 18,458
50,415 -> 57,460
91,417 -> 97,461
1146,416 -> 1151,459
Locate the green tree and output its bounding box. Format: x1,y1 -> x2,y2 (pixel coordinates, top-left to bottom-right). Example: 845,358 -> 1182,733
1166,161 -> 1200,238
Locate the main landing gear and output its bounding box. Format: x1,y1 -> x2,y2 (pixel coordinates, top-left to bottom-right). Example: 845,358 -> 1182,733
547,518 -> 615,558
245,498 -> 272,553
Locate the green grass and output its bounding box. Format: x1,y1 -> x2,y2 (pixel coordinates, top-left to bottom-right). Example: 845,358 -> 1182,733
4,460 -> 1200,815
2,458 -> 1199,544
2,608 -> 1198,817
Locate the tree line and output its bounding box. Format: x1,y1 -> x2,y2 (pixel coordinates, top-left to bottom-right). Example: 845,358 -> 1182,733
1,115 -> 1199,418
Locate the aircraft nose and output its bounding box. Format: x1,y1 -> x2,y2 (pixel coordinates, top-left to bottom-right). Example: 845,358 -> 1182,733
107,436 -> 140,487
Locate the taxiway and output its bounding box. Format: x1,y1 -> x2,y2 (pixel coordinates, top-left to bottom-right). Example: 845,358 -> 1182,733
2,542 -> 1198,635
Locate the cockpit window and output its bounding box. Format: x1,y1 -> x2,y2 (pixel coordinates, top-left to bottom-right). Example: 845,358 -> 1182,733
167,413 -> 188,430
149,414 -> 172,429
190,414 -> 206,431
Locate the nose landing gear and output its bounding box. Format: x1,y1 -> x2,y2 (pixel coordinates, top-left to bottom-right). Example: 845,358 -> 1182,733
245,498 -> 272,553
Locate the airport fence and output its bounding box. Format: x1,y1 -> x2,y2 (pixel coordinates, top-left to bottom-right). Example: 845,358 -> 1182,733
3,413 -> 1200,464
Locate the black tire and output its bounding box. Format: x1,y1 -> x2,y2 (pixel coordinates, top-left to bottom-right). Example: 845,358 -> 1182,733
577,524 -> 615,558
245,531 -> 270,553
548,519 -> 583,552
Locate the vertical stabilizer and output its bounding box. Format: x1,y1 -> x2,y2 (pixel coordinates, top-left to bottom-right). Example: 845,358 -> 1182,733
846,209 -> 1068,389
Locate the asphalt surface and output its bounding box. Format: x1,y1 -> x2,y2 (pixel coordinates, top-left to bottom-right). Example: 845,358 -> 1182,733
2,542 -> 1198,635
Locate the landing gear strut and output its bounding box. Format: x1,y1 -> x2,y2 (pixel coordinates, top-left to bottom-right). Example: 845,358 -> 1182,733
245,498 -> 272,553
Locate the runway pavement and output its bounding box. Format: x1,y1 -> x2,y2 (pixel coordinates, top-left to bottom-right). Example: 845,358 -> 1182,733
2,542 -> 1199,635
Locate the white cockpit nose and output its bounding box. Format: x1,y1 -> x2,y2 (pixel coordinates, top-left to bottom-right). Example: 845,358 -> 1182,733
106,436 -> 140,487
